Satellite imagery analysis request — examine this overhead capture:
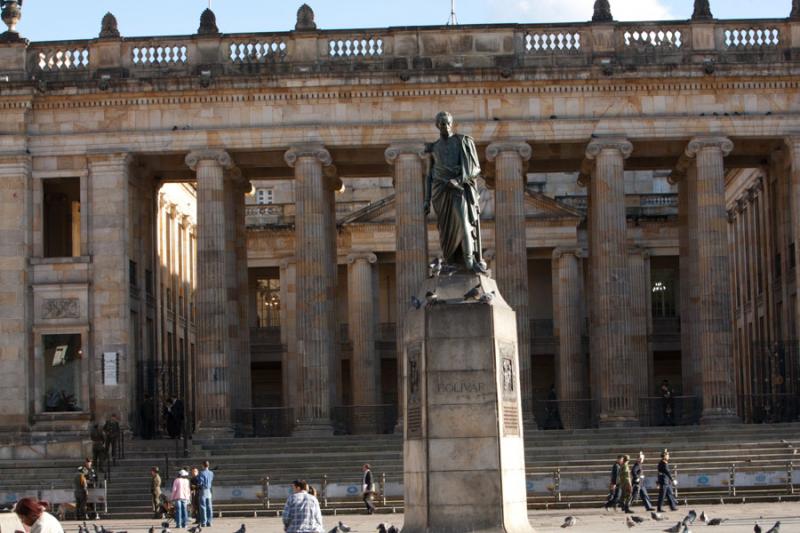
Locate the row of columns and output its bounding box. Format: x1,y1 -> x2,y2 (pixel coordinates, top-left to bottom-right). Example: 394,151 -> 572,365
185,135 -> 746,433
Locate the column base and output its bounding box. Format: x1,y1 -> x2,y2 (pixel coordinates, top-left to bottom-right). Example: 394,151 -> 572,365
292,419 -> 334,437
700,410 -> 740,425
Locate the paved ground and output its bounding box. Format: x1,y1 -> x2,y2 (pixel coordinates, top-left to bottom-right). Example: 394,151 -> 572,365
46,502 -> 799,532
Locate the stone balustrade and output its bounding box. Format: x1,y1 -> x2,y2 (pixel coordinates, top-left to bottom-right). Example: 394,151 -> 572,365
3,18 -> 797,83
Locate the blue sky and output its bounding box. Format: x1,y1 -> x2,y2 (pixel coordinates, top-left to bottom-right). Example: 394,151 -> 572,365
18,1 -> 794,42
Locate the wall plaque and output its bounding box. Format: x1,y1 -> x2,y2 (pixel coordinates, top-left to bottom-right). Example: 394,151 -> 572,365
41,298 -> 80,319
499,341 -> 520,436
406,341 -> 422,439
103,352 -> 118,385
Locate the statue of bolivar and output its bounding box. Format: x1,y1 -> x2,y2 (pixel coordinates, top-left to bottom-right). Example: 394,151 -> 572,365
423,111 -> 487,273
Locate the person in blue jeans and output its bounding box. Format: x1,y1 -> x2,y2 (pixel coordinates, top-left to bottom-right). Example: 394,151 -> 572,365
197,460 -> 215,527
171,469 -> 190,529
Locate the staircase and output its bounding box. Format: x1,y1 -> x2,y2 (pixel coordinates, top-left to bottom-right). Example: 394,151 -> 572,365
0,423 -> 797,518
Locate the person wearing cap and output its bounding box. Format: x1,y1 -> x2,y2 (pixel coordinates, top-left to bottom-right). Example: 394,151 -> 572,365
282,479 -> 324,533
171,469 -> 191,529
14,497 -> 64,533
656,449 -> 678,512
150,466 -> 162,518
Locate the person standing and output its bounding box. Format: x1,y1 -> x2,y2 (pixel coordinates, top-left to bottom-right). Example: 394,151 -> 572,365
656,449 -> 679,512
103,414 -> 121,465
197,460 -> 215,527
189,467 -> 201,522
282,479 -> 325,533
603,456 -> 624,511
619,455 -> 633,513
629,451 -> 655,511
14,497 -> 64,533
140,394 -> 155,439
73,465 -> 89,521
150,466 -> 162,518
171,469 -> 191,529
90,424 -> 107,472
361,464 -> 376,515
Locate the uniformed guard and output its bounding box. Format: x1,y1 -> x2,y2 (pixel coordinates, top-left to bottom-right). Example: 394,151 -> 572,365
629,451 -> 655,511
656,449 -> 679,512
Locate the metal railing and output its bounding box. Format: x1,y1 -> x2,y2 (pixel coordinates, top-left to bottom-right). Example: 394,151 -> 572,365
638,395 -> 701,426
739,394 -> 800,424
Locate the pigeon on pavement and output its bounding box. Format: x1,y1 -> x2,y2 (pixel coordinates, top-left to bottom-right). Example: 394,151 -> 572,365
631,516 -> 644,524
651,512 -> 664,521
338,522 -> 351,533
561,516 -> 577,528
765,521 -> 781,533
626,516 -> 636,528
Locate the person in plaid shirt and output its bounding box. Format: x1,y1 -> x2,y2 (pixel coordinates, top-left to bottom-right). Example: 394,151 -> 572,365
282,479 -> 325,533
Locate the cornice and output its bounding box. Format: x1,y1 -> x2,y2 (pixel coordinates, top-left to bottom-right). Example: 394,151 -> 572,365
24,78 -> 800,112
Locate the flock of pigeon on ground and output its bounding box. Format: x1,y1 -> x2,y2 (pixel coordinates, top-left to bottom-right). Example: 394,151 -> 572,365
71,520 -> 397,533
561,509 -> 781,532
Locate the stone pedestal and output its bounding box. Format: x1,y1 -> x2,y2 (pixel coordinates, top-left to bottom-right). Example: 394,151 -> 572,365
402,273 -> 533,533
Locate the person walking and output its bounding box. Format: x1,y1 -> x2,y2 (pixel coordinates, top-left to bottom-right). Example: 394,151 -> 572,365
282,479 -> 325,533
361,464 -> 376,515
619,455 -> 633,513
150,466 -> 162,518
603,455 -> 624,511
14,497 -> 64,533
629,451 -> 655,511
171,469 -> 191,529
90,424 -> 107,472
197,460 -> 215,527
656,449 -> 679,512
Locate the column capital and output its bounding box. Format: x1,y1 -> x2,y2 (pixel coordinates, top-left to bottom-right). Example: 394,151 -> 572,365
552,247 -> 584,260
87,151 -> 133,167
385,142 -> 427,165
784,136 -> 800,156
284,143 -> 332,168
585,137 -> 633,160
486,141 -> 532,162
347,252 -> 378,265
685,136 -> 733,158
185,149 -> 233,171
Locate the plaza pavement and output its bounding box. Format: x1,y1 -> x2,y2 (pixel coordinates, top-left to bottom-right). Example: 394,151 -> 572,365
46,501 -> 799,533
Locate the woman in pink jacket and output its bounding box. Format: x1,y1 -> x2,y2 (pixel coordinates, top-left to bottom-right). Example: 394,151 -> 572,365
171,469 -> 191,529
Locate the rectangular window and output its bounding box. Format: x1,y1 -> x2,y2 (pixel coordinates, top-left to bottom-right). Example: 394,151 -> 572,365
43,333 -> 82,412
256,277 -> 281,327
43,177 -> 81,258
256,188 -> 274,205
129,260 -> 138,287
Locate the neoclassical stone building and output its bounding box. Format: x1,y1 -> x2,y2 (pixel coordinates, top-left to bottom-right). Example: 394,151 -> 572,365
1,0 -> 799,440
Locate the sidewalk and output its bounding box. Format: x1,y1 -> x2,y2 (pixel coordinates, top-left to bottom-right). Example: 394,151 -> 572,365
56,501 -> 798,532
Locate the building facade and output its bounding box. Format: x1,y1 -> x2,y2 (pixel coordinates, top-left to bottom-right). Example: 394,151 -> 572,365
1,1 -> 800,439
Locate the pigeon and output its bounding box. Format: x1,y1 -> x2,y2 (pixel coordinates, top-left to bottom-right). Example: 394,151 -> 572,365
387,527 -> 399,533
148,527 -> 155,533
664,522 -> 682,533
707,518 -> 724,526
478,291 -> 495,303
377,525 -> 388,533
700,511 -> 708,523
338,522 -> 351,533
626,516 -> 636,528
411,295 -> 422,309
93,525 -> 102,533
162,522 -> 171,529
754,524 -> 762,533
682,510 -> 697,525
631,516 -> 644,524
561,516 -> 577,528
425,290 -> 439,306
463,283 -> 483,300
188,526 -> 202,533
651,512 -> 664,521
233,524 -> 246,533
765,521 -> 780,533
681,526 -> 692,533
429,258 -> 443,277
328,528 -> 339,533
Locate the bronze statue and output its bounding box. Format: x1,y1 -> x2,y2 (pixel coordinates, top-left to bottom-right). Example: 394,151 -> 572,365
424,111 -> 486,273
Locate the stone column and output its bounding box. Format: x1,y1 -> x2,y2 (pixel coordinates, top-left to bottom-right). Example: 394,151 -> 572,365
487,141 -> 535,425
185,149 -> 234,434
347,252 -> 380,433
628,246 -> 652,409
0,154 -> 31,430
676,171 -> 701,398
685,136 -> 739,423
552,248 -> 587,429
88,152 -> 132,424
285,144 -> 336,436
786,138 -> 800,388
585,137 -> 637,426
385,143 -> 428,431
